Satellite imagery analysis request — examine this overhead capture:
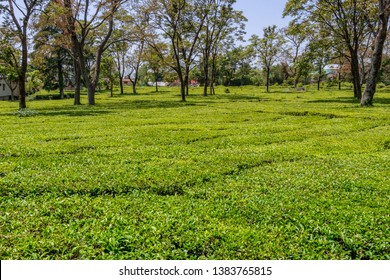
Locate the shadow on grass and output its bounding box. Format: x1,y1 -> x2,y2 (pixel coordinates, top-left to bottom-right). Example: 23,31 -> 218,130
114,99 -> 201,109
37,109 -> 114,117
30,99 -> 201,117
307,96 -> 390,105
208,93 -> 261,102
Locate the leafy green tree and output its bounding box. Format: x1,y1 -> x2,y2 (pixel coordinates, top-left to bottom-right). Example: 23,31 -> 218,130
143,44 -> 167,92
125,40 -> 145,95
145,0 -> 208,101
199,0 -> 246,96
60,0 -> 124,105
218,46 -> 253,86
282,22 -> 308,87
250,25 -> 285,92
284,0 -> 376,100
32,19 -> 70,98
0,0 -> 47,109
0,28 -> 20,99
100,55 -> 118,97
112,41 -> 128,95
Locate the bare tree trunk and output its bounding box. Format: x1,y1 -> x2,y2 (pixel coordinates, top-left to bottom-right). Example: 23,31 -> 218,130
155,72 -> 159,92
73,59 -> 81,105
18,74 -> 27,109
266,67 -> 270,93
185,66 -> 190,96
58,51 -> 64,99
361,0 -> 390,106
317,64 -> 322,91
180,82 -> 186,102
203,51 -> 209,96
119,73 -> 124,95
350,52 -> 362,99
210,53 -> 217,95
18,35 -> 28,109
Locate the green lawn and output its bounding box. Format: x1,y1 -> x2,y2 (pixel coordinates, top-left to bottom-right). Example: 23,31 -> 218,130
0,86 -> 389,259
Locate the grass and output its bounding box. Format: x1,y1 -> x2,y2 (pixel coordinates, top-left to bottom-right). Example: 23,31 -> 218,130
0,85 -> 389,260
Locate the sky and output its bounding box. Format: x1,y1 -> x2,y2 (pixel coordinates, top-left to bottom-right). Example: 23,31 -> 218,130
233,0 -> 292,41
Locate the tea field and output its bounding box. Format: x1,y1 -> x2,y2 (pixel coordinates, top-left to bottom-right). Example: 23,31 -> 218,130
0,86 -> 389,259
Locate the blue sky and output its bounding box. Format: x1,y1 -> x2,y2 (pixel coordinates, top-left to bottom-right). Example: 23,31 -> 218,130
234,0 -> 291,40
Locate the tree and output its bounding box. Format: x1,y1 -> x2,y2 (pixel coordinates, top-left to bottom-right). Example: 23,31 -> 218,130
32,20 -> 70,99
284,0 -> 376,100
125,40 -> 145,95
361,0 -> 390,106
307,37 -> 333,90
218,46 -> 252,86
143,43 -> 167,92
0,0 -> 47,109
250,25 -> 285,93
0,27 -> 20,99
282,22 -> 308,88
145,0 -> 207,101
112,41 -> 128,95
199,0 -> 246,96
100,54 -> 117,96
59,0 -> 123,105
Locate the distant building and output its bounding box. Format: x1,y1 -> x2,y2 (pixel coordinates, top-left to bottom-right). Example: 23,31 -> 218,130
147,81 -> 169,87
324,64 -> 340,79
0,78 -> 19,100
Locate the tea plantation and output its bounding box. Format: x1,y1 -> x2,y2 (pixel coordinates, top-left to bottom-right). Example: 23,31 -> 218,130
0,86 -> 389,259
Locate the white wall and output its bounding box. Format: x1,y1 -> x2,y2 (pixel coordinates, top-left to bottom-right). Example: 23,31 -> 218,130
0,79 -> 19,99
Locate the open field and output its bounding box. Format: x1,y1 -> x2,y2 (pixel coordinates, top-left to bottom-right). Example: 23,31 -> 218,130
0,86 -> 389,259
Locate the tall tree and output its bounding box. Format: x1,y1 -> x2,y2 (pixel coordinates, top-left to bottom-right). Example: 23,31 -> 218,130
125,40 -> 145,95
145,0 -> 207,101
284,0 -> 376,100
199,0 -> 246,96
143,43 -> 166,92
361,0 -> 390,105
282,22 -> 307,88
112,41 -> 128,95
0,0 -> 46,109
60,0 -> 123,105
250,25 -> 285,93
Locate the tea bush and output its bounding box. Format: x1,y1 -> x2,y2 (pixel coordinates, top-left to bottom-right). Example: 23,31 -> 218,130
0,86 -> 389,259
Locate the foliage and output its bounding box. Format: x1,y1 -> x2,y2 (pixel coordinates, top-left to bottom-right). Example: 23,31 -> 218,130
0,86 -> 389,259
250,25 -> 285,92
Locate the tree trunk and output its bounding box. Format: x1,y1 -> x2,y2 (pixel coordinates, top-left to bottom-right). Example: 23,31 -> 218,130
210,53 -> 217,95
266,67 -> 270,93
317,64 -> 322,91
18,35 -> 28,109
350,51 -> 362,99
177,70 -> 186,101
155,72 -> 158,92
58,52 -> 64,99
361,1 -> 389,106
180,82 -> 186,102
338,71 -> 342,91
87,84 -> 96,105
185,66 -> 190,96
119,73 -> 124,95
203,53 -> 209,96
18,74 -> 27,109
73,58 -> 81,105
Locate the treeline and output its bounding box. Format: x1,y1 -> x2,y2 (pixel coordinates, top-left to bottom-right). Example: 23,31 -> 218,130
0,0 -> 389,109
